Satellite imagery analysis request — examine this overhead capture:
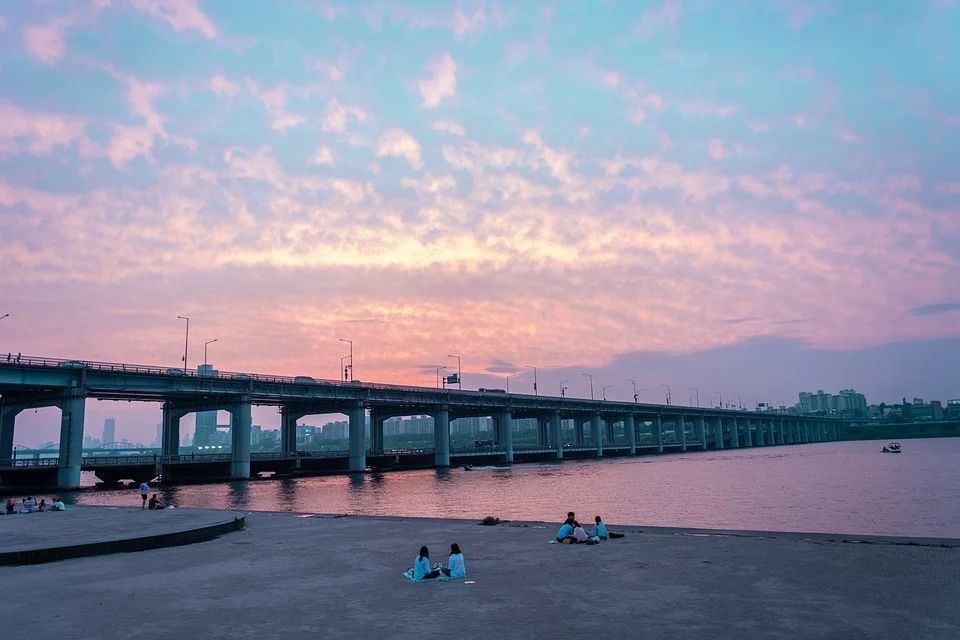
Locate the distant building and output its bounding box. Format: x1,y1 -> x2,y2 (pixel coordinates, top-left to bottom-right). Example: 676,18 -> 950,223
102,417 -> 116,447
946,399 -> 960,420
798,389 -> 867,417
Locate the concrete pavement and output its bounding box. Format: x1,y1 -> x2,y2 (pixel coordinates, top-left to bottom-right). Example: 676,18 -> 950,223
0,511 -> 957,639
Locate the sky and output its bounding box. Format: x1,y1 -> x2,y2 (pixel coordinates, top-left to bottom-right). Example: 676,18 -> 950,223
1,1 -> 959,445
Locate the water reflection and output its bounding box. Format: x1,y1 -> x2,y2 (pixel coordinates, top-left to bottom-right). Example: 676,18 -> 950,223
62,438 -> 960,537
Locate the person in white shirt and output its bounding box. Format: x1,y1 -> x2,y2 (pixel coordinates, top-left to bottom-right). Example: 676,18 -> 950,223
139,482 -> 149,509
441,543 -> 466,578
572,521 -> 595,544
51,498 -> 66,511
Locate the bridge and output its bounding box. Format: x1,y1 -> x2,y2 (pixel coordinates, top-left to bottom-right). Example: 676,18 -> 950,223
0,355 -> 841,489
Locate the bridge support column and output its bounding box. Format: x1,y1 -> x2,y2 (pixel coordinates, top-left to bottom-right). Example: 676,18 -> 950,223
604,418 -> 615,446
591,414 -> 602,457
731,418 -> 740,448
654,415 -> 663,453
625,415 -> 636,455
56,389 -> 86,489
715,417 -> 724,450
229,397 -> 252,479
161,403 -> 187,457
432,407 -> 450,467
497,411 -> 513,463
745,419 -> 754,447
573,417 -> 583,445
678,416 -> 686,451
279,406 -> 301,454
697,416 -> 707,450
0,405 -> 21,466
779,421 -> 785,445
550,411 -> 563,460
756,420 -> 765,446
795,422 -> 802,443
347,403 -> 366,472
369,409 -> 386,453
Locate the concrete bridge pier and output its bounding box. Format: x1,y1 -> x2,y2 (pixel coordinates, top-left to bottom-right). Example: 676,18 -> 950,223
678,416 -> 687,451
572,417 -> 584,445
0,405 -> 22,466
714,417 -> 724,449
591,414 -> 603,457
347,403 -> 366,472
56,389 -> 87,489
730,418 -> 740,448
624,414 -> 636,455
654,415 -> 664,453
536,416 -> 550,448
779,421 -> 785,445
279,406 -> 304,455
432,406 -> 450,467
745,419 -> 754,447
697,417 -> 707,450
161,402 -> 189,457
604,418 -> 615,447
550,411 -> 563,460
497,411 -> 513,463
368,408 -> 387,453
756,420 -> 765,446
228,397 -> 252,479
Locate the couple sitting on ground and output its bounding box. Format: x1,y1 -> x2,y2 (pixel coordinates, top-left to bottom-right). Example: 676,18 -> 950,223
412,544 -> 466,581
556,512 -> 621,544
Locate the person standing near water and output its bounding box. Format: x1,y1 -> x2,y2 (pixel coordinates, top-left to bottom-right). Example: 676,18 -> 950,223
139,481 -> 149,509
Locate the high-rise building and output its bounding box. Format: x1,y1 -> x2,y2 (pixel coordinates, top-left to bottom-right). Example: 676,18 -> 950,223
102,417 -> 115,447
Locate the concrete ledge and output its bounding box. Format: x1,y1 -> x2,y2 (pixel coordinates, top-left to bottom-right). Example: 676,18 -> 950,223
0,507 -> 244,566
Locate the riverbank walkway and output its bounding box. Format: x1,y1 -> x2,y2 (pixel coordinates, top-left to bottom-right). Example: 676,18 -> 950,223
1,509 -> 957,639
0,506 -> 243,565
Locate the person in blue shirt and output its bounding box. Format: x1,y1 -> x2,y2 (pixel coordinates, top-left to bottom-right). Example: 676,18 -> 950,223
440,543 -> 466,578
412,546 -> 441,581
557,521 -> 575,543
593,516 -> 609,539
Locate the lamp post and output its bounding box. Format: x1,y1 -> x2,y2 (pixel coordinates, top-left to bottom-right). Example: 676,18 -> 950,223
447,354 -> 462,390
525,365 -> 538,395
559,380 -> 568,398
435,366 -> 446,389
712,391 -> 723,408
505,372 -> 518,393
339,338 -> 353,381
0,313 -> 8,321
689,387 -> 700,408
661,383 -> 672,405
581,373 -> 594,400
203,338 -> 218,366
626,379 -> 643,403
177,316 -> 190,373
601,385 -> 612,401
340,355 -> 350,381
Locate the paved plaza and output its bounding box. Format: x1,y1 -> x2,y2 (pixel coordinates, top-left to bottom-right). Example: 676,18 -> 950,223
1,509 -> 958,639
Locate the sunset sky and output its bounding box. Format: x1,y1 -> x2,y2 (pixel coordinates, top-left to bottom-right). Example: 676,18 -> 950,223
2,1 -> 959,444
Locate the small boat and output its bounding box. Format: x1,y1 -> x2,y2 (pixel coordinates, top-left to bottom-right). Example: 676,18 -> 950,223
882,442 -> 902,453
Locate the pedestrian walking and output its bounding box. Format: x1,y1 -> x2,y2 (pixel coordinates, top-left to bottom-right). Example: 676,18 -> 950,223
139,481 -> 150,508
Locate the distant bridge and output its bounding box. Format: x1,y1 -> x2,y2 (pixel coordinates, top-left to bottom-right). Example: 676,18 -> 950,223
0,355 -> 840,489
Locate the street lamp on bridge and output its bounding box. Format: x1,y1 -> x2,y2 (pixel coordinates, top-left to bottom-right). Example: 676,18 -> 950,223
177,316 -> 190,373
601,385 -> 612,401
626,379 -> 643,403
203,338 -> 218,366
505,372 -> 518,393
559,380 -> 568,397
447,354 -> 462,390
525,365 -> 538,395
689,387 -> 700,408
661,383 -> 672,405
581,373 -> 594,400
0,313 -> 9,321
712,391 -> 723,408
339,338 -> 353,381
435,366 -> 446,388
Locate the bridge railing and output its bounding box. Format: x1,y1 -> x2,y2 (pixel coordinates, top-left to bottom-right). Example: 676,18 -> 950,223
81,455 -> 158,466
2,458 -> 59,468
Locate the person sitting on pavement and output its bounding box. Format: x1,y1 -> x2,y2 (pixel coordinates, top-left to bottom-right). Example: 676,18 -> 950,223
593,516 -> 609,539
5,498 -> 16,514
38,498 -> 47,512
412,546 -> 441,581
21,496 -> 38,513
440,543 -> 466,578
572,521 -> 597,544
148,494 -> 163,510
556,520 -> 576,543
50,498 -> 66,511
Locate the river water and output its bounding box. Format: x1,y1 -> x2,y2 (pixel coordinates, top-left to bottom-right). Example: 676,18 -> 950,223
69,438 -> 960,538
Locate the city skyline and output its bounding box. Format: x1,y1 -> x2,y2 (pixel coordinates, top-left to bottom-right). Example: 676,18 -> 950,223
2,2 -> 959,444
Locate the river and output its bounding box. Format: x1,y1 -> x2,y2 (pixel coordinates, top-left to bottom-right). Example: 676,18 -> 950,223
67,437 -> 960,537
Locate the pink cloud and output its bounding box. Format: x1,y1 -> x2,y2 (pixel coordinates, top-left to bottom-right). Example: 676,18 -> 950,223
131,0 -> 217,39
708,138 -> 726,160
0,102 -> 86,156
321,98 -> 367,134
22,24 -> 66,64
209,74 -> 240,98
376,129 -> 423,169
452,8 -> 486,35
419,52 -> 457,109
